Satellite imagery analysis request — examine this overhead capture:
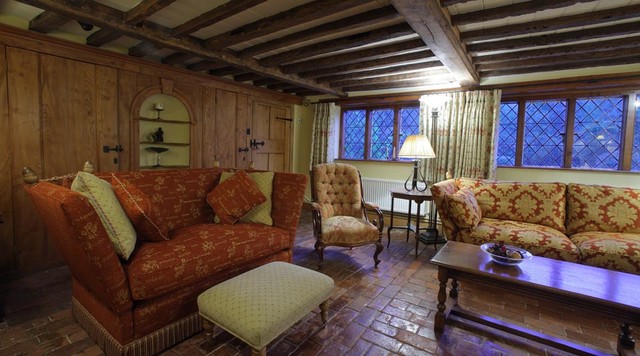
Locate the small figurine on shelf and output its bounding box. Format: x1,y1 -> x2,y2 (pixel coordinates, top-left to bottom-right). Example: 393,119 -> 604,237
152,127 -> 164,143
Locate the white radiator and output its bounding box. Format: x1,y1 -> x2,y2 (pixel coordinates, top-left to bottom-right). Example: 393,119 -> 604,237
361,178 -> 429,217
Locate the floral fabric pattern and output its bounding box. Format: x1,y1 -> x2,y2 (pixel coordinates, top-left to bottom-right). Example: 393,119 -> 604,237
321,216 -> 380,245
458,178 -> 566,233
445,188 -> 481,231
217,171 -> 274,226
207,170 -> 266,225
567,183 -> 640,235
430,179 -> 460,240
570,231 -> 640,274
457,218 -> 580,262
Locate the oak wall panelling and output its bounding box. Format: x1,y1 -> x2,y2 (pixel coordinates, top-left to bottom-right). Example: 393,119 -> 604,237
0,25 -> 301,275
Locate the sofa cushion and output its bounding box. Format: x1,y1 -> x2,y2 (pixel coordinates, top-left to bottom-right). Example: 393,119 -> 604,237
321,216 -> 380,245
207,170 -> 266,224
218,171 -> 275,226
71,172 -> 137,260
124,223 -> 292,301
111,175 -> 169,242
445,188 -> 481,231
567,183 -> 640,235
457,218 -> 580,262
570,231 -> 640,275
457,178 -> 567,233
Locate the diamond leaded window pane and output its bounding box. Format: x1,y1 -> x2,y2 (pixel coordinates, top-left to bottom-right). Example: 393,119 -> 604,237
399,106 -> 420,150
523,100 -> 567,167
573,96 -> 623,170
343,110 -> 366,159
497,102 -> 518,166
632,95 -> 640,171
370,108 -> 394,160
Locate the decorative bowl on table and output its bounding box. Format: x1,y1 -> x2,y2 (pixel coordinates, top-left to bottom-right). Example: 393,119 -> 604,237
480,242 -> 532,266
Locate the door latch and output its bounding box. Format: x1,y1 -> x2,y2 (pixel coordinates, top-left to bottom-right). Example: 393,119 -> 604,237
250,139 -> 265,149
103,145 -> 123,153
238,147 -> 249,153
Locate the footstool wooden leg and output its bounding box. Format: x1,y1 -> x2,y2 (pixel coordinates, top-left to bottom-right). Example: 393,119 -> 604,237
320,299 -> 330,325
202,319 -> 214,337
252,347 -> 266,356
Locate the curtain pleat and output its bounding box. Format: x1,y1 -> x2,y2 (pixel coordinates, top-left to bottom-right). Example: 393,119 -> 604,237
310,103 -> 339,169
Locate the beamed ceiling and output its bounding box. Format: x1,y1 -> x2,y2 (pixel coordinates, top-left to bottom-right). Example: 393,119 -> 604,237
1,0 -> 639,97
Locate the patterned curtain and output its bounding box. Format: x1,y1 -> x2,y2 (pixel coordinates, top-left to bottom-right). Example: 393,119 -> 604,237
422,90 -> 502,183
310,103 -> 340,169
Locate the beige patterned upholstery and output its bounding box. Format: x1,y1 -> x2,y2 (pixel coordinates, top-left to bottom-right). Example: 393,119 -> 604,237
307,163 -> 384,268
197,262 -> 334,354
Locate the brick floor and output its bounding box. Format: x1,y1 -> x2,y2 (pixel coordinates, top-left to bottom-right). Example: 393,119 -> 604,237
0,214 -> 628,355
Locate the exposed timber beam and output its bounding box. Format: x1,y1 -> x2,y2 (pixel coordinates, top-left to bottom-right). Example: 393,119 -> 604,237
467,21 -> 640,54
209,67 -> 245,77
234,73 -> 265,82
129,41 -> 158,57
171,0 -> 266,37
188,60 -> 231,71
162,52 -> 196,65
260,24 -> 415,66
205,0 -> 371,48
87,0 -> 176,47
282,38 -> 426,74
317,62 -> 443,83
391,0 -> 478,86
29,11 -> 68,33
330,69 -> 453,88
482,55 -> 640,77
253,78 -> 281,86
238,5 -> 401,58
461,4 -> 640,43
16,0 -> 345,96
451,0 -> 592,26
342,77 -> 459,91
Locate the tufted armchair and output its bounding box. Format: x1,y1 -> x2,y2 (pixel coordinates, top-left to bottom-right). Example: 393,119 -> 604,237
306,163 -> 384,269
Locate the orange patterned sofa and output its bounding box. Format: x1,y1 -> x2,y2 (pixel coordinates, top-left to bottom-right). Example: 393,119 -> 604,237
432,178 -> 640,275
24,167 -> 307,355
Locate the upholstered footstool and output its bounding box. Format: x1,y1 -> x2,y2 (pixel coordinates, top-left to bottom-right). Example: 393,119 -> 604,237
197,261 -> 334,355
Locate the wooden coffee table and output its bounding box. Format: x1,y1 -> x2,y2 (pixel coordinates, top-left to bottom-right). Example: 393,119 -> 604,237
431,241 -> 639,355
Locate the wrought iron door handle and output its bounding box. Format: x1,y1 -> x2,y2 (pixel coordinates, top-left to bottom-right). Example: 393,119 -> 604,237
250,139 -> 265,149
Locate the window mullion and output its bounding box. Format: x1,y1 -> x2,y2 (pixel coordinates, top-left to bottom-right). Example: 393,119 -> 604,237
621,94 -> 635,170
365,109 -> 371,160
564,98 -> 576,168
393,106 -> 400,159
515,99 -> 525,166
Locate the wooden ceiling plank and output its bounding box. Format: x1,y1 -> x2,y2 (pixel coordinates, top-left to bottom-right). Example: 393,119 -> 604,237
475,36 -> 640,64
172,0 -> 266,37
462,4 -> 640,43
483,56 -> 640,77
317,62 -> 443,83
267,83 -> 297,90
300,50 -> 436,78
478,47 -> 640,72
281,38 -> 426,74
238,5 -> 401,58
234,73 -> 265,82
126,0 -> 177,24
16,0 -> 345,96
451,0 -> 592,27
28,10 -> 68,33
161,52 -> 196,65
467,21 -> 640,54
259,23 -> 415,66
188,60 -> 228,71
330,69 -> 451,88
204,0 -> 371,48
253,78 -> 281,86
342,77 -> 458,91
391,0 -> 478,85
86,29 -> 121,46
209,67 -> 245,77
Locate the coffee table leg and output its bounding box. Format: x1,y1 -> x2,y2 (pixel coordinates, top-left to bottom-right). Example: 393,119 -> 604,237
435,267 -> 449,332
618,322 -> 635,351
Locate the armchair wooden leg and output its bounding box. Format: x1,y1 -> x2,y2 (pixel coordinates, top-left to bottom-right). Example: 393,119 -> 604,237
373,240 -> 383,268
315,241 -> 325,269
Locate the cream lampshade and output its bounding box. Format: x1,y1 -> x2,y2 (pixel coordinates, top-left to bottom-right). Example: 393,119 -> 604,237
398,135 -> 435,191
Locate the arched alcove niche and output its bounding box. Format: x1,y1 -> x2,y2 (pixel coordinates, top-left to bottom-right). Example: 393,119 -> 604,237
131,84 -> 195,169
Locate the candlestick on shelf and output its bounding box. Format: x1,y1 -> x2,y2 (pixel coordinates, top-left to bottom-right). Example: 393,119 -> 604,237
154,102 -> 164,119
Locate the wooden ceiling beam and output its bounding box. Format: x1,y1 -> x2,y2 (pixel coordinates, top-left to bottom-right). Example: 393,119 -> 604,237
342,77 -> 458,91
467,21 -> 640,54
330,69 -> 452,88
253,78 -> 281,86
475,37 -> 640,64
461,4 -> 640,43
204,0 -> 371,48
209,67 -> 245,77
171,0 -> 266,37
16,0 -> 345,96
187,60 -> 228,71
482,55 -> 640,77
391,0 -> 478,86
300,50 -> 435,78
451,0 -> 592,26
259,23 -> 415,66
281,38 -> 426,74
129,40 -> 158,57
234,73 -> 265,82
162,52 -> 196,65
317,62 -> 443,83
28,11 -> 68,33
267,83 -> 296,91
238,5 -> 401,58
87,0 -> 175,47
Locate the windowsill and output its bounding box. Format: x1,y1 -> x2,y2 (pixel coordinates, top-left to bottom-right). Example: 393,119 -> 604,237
336,158 -> 415,164
497,166 -> 640,175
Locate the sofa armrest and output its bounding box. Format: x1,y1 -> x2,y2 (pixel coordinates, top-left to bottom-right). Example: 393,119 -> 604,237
430,179 -> 461,241
272,172 -> 308,247
25,182 -> 133,315
363,201 -> 384,232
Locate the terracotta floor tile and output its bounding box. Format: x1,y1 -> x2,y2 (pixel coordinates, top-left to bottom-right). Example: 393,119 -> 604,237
370,320 -> 398,337
361,329 -> 403,353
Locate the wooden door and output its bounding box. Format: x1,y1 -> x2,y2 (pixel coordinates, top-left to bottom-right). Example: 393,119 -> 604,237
251,101 -> 292,172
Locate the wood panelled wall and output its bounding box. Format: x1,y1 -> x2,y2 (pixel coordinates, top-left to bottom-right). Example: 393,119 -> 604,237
0,25 -> 300,274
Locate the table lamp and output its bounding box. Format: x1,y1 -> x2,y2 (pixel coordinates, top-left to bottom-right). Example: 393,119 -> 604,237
398,134 -> 435,191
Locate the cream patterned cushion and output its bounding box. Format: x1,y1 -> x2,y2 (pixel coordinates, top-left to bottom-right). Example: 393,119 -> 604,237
71,172 -> 137,260
197,262 -> 334,351
321,216 -> 380,245
215,171 -> 275,225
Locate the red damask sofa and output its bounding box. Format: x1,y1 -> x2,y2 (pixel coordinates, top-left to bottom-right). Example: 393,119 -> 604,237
432,178 -> 640,275
24,167 -> 307,355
